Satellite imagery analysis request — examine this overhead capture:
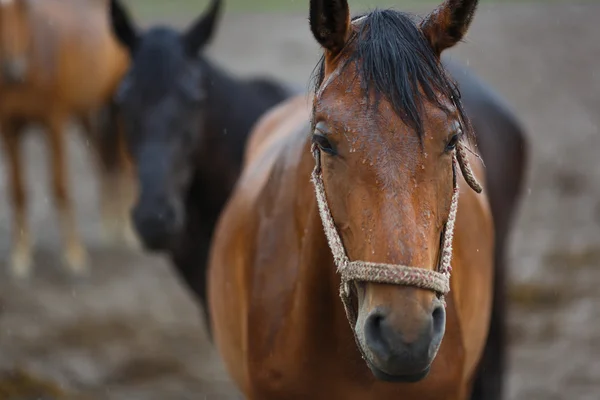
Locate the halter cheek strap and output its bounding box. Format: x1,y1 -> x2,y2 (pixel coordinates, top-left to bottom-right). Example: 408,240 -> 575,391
310,141 -> 481,332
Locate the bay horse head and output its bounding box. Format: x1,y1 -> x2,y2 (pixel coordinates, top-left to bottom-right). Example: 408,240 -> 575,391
0,0 -> 31,83
109,0 -> 221,251
309,0 -> 482,382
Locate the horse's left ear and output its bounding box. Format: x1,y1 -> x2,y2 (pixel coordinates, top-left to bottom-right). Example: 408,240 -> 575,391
420,0 -> 479,57
309,0 -> 351,57
182,0 -> 222,57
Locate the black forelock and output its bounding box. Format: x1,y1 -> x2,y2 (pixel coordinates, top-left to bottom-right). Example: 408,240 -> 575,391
127,27 -> 194,103
310,9 -> 473,143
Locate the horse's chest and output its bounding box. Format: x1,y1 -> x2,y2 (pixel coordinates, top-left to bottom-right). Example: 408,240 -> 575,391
246,357 -> 343,400
244,330 -> 466,400
246,361 -> 463,400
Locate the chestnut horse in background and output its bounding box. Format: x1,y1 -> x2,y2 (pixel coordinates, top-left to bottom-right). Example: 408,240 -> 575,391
208,0 -> 526,399
0,0 -> 132,278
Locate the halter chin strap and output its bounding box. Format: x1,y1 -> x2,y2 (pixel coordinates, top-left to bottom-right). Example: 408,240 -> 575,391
310,140 -> 482,331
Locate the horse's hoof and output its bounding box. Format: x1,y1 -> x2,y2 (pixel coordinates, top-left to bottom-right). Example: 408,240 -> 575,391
65,247 -> 90,276
100,219 -> 141,251
9,252 -> 33,280
122,223 -> 141,251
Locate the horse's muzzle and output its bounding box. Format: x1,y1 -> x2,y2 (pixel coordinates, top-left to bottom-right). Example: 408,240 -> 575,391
360,303 -> 446,381
131,200 -> 180,252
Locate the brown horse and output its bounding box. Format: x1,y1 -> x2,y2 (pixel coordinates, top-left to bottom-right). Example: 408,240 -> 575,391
0,0 -> 132,278
208,0 -> 521,398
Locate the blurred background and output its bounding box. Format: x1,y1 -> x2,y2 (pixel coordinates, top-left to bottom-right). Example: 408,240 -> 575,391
0,0 -> 598,399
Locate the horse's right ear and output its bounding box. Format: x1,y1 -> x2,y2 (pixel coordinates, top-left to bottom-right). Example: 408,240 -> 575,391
420,0 -> 479,57
181,0 -> 223,57
109,0 -> 139,52
309,0 -> 350,57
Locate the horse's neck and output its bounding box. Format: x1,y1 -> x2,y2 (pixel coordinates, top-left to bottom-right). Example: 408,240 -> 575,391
282,144 -> 359,360
181,159 -> 234,267
189,59 -> 291,222
200,58 -> 290,163
189,134 -> 239,230
189,61 -> 246,195
181,66 -> 250,257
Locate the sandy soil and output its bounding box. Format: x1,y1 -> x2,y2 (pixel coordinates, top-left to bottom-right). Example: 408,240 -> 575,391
0,2 -> 598,399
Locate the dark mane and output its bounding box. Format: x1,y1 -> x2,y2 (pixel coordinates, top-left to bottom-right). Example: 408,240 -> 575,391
310,9 -> 473,142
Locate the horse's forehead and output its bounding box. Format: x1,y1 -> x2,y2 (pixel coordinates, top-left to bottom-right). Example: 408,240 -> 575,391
140,38 -> 184,57
315,79 -> 453,152
138,28 -> 187,57
315,64 -> 455,132
0,0 -> 14,7
132,36 -> 194,84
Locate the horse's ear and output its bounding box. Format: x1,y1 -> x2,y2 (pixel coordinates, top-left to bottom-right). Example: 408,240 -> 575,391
182,0 -> 222,57
309,0 -> 351,57
109,0 -> 139,52
420,0 -> 479,57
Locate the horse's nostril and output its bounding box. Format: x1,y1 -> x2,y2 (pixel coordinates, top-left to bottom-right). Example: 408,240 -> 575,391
430,303 -> 446,342
370,313 -> 383,330
131,202 -> 178,250
364,310 -> 391,356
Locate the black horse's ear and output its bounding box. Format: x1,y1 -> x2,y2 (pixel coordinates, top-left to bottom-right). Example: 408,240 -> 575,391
109,0 -> 139,52
420,0 -> 479,56
182,0 -> 222,57
309,0 -> 350,57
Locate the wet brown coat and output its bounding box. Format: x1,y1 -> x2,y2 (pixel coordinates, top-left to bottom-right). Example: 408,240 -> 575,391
209,91 -> 493,398
207,0 -> 517,398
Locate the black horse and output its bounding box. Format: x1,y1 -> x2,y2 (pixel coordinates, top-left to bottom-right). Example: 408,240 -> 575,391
109,0 -> 294,330
441,56 -> 528,400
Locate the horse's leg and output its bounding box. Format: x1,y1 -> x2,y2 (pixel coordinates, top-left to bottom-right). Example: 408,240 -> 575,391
1,119 -> 32,278
47,113 -> 89,274
87,103 -> 139,248
78,109 -> 119,245
79,113 -> 106,238
113,108 -> 139,249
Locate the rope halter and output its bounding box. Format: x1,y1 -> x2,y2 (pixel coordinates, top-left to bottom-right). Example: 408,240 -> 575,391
309,139 -> 482,333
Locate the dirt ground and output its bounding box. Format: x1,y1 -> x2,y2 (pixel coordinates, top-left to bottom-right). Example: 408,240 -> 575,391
0,2 -> 598,399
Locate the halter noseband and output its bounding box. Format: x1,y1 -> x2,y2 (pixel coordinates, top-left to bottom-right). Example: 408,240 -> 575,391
310,138 -> 482,334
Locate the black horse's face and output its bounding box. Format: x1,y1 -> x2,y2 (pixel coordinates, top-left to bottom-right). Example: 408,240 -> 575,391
116,32 -> 207,250
110,0 -> 221,251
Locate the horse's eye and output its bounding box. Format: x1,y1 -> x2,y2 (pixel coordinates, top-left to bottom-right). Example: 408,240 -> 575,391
445,134 -> 459,152
312,134 -> 336,155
